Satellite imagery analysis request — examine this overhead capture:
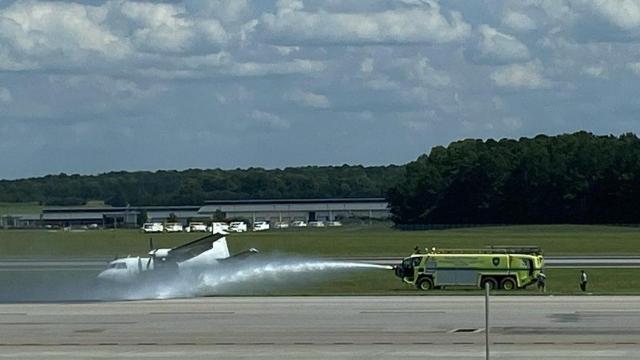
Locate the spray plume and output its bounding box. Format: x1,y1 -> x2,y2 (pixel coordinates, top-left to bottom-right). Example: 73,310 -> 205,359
105,256 -> 392,300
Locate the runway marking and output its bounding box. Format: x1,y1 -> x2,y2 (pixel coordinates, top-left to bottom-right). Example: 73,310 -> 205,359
0,321 -> 136,325
449,328 -> 483,333
360,311 -> 446,314
73,328 -> 106,333
333,342 -> 354,345
573,342 -> 596,344
294,342 -> 314,345
148,311 -> 234,315
136,343 -> 158,345
0,313 -> 27,316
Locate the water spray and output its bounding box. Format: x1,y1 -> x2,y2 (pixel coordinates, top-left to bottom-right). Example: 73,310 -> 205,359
109,257 -> 392,300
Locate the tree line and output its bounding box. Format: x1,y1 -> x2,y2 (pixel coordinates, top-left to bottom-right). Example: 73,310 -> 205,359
0,165 -> 404,206
2,131 -> 638,225
388,132 -> 640,224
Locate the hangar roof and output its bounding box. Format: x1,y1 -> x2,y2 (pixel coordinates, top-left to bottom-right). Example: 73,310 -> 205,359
203,198 -> 386,205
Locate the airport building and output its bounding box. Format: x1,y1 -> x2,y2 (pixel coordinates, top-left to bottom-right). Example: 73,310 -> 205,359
40,207 -> 141,228
199,198 -> 389,223
0,198 -> 389,228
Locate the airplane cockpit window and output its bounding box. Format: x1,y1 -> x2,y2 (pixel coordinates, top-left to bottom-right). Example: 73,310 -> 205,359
108,262 -> 127,269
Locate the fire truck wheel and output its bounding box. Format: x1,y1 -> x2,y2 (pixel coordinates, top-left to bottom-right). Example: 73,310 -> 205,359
416,277 -> 434,291
500,277 -> 516,291
481,277 -> 498,290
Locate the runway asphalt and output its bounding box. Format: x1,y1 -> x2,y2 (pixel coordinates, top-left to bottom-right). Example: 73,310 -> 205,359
0,296 -> 639,359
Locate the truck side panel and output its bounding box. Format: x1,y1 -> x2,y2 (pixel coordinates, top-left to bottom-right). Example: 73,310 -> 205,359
435,270 -> 477,286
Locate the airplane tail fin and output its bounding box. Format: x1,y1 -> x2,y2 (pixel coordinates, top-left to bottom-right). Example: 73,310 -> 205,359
209,235 -> 231,259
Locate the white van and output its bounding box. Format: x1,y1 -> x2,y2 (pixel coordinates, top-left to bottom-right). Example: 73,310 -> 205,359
253,221 -> 270,231
210,222 -> 230,233
142,222 -> 164,233
291,220 -> 307,228
189,222 -> 208,232
165,223 -> 183,232
229,221 -> 248,232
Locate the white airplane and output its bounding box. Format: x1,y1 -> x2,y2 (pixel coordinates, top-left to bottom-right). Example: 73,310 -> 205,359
97,232 -> 258,283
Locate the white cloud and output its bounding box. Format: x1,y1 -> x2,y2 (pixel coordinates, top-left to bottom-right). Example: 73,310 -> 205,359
401,57 -> 450,87
502,116 -> 523,130
581,65 -> 608,79
227,59 -> 326,77
261,4 -> 471,45
365,76 -> 398,90
0,0 -> 130,70
466,25 -> 530,65
502,11 -> 537,32
119,2 -> 227,53
580,0 -> 640,31
627,62 -> 640,75
136,58 -> 325,80
274,46 -> 300,55
490,61 -> 551,89
284,89 -> 330,108
250,110 -> 290,130
0,0 -> 234,73
180,52 -> 231,69
360,58 -> 374,73
0,87 -> 12,103
185,0 -> 251,23
276,0 -> 305,13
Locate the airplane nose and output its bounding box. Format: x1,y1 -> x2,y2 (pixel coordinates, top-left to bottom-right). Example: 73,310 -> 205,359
96,270 -> 114,282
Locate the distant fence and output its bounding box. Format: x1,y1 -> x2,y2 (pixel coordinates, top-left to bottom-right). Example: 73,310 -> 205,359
394,223 -> 640,231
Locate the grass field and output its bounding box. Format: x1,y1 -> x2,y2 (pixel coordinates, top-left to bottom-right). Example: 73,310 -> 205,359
1,224 -> 640,258
259,267 -> 640,296
0,202 -> 43,215
1,267 -> 638,301
2,224 -> 640,297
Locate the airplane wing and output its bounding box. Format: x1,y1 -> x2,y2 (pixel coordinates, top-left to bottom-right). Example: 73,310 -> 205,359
168,232 -> 227,263
219,248 -> 259,261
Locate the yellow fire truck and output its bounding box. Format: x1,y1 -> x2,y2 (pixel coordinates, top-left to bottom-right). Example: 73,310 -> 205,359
394,246 -> 544,290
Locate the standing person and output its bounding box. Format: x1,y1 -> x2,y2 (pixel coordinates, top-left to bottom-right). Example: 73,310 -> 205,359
413,246 -> 422,254
536,271 -> 547,292
579,270 -> 588,292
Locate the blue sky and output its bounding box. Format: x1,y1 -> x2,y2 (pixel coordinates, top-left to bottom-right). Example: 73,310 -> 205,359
1,0 -> 639,179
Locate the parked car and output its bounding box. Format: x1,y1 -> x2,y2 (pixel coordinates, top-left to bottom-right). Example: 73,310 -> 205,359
273,222 -> 290,229
253,221 -> 270,231
291,220 -> 307,228
142,222 -> 164,233
210,222 -> 229,233
327,221 -> 343,227
228,221 -> 248,232
308,221 -> 325,228
165,223 -> 183,232
189,222 -> 208,232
